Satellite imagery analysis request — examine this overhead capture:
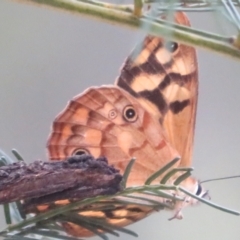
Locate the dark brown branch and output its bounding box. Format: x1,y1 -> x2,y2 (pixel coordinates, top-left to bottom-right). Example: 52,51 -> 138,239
0,155 -> 122,206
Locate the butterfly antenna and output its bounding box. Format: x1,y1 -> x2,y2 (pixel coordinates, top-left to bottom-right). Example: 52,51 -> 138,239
201,175 -> 240,184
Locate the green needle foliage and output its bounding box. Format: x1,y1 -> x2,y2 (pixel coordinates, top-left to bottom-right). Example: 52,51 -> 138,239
0,149 -> 239,240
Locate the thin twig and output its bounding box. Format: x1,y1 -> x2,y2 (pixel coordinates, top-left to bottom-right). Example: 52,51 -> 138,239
10,0 -> 240,60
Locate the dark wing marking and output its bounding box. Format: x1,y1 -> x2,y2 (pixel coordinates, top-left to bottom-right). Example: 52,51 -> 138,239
116,12 -> 198,167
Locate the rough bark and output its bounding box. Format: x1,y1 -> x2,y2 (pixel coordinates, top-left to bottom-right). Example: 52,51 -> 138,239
0,155 -> 122,207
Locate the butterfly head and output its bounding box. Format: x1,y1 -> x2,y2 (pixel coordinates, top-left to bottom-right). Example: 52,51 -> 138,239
182,176 -> 209,201
168,176 -> 209,220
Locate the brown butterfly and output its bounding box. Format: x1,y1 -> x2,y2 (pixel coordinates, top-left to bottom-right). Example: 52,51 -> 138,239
46,12 -> 207,237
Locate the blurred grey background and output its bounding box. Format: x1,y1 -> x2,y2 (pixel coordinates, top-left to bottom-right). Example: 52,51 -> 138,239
0,0 -> 240,239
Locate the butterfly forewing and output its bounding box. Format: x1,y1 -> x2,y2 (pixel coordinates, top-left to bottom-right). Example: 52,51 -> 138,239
116,12 -> 198,167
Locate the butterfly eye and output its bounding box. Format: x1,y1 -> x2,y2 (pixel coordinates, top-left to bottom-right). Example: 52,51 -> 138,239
196,183 -> 202,196
166,41 -> 178,53
195,183 -> 209,198
123,105 -> 138,122
72,148 -> 89,156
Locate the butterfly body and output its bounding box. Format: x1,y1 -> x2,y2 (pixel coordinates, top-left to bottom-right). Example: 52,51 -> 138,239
46,12 -> 206,237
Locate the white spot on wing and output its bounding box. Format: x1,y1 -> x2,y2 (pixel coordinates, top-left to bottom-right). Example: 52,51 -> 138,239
163,83 -> 190,102
131,74 -> 165,92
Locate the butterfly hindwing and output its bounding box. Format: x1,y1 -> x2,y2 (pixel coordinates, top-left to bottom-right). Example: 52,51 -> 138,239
47,86 -> 179,186
47,86 -> 180,237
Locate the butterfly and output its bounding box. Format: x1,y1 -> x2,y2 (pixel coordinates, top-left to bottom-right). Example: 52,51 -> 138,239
46,12 -> 207,237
